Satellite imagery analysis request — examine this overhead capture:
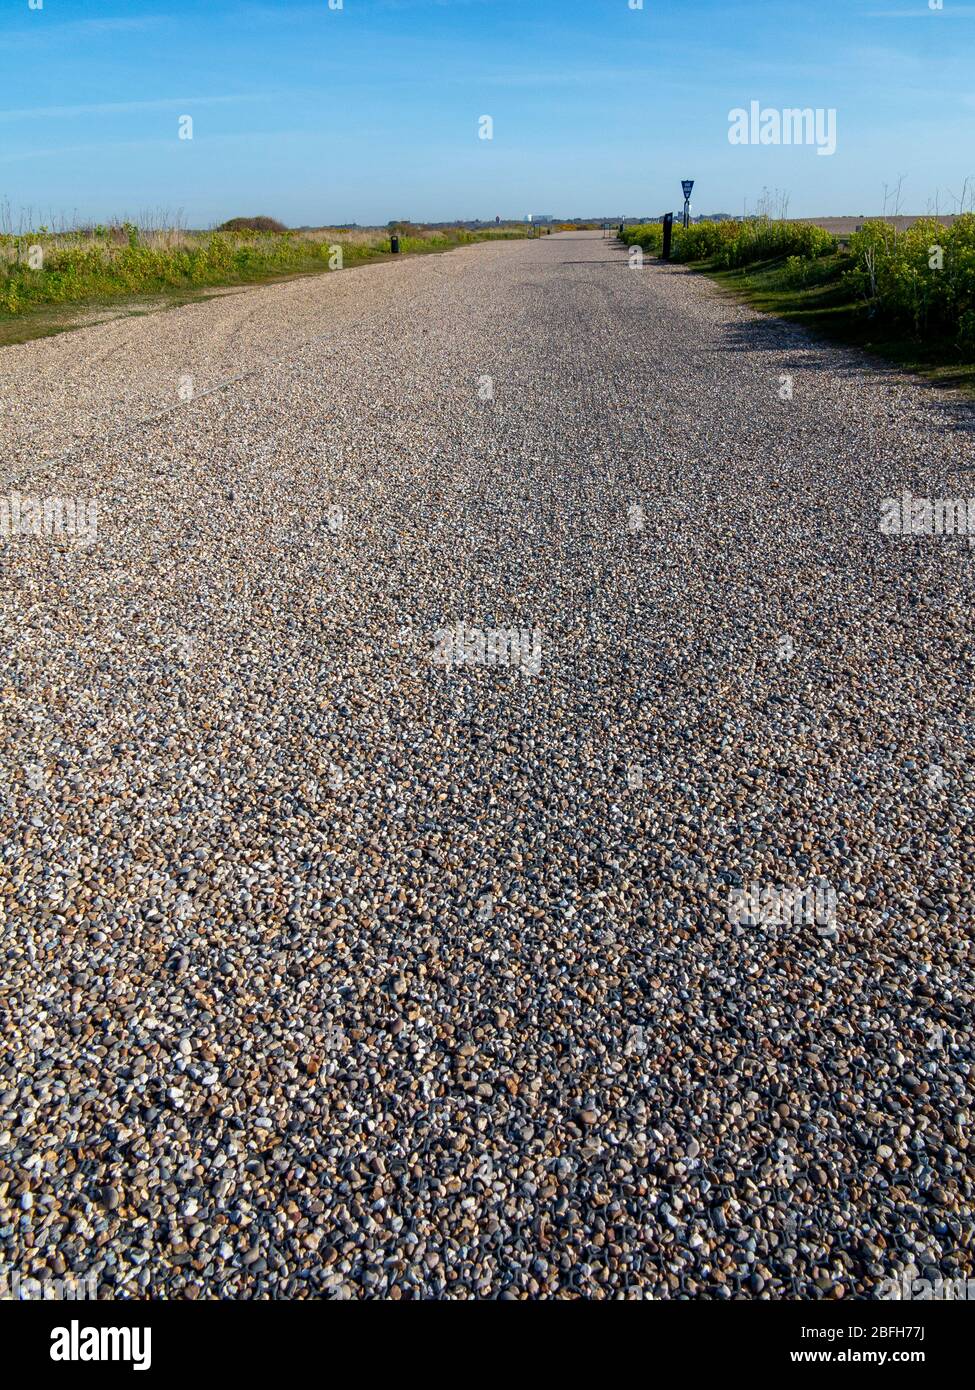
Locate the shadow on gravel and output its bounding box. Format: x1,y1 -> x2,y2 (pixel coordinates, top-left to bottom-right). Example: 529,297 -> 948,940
711,317 -> 975,433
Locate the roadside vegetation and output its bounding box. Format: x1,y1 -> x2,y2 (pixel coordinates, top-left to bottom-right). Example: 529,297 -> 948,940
620,215 -> 975,393
0,215 -> 528,343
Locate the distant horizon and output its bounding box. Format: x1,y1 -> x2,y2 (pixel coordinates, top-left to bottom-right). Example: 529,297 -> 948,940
5,202 -> 973,234
2,210 -> 967,235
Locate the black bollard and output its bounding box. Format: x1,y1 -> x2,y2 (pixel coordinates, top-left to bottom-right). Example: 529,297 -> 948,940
390,234 -> 400,254
662,212 -> 673,261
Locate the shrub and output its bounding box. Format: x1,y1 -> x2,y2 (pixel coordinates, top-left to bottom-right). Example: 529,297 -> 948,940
619,223 -> 663,254
846,214 -> 975,348
672,221 -> 732,261
704,219 -> 834,268
622,217 -> 834,268
217,216 -> 288,233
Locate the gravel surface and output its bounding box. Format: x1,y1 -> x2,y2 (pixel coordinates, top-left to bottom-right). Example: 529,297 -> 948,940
1,230 -> 974,1300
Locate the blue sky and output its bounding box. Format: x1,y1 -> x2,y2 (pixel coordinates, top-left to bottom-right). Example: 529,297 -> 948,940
0,0 -> 972,226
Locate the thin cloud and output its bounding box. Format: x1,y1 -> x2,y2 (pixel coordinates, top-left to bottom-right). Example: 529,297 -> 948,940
0,139 -> 173,166
480,66 -> 659,88
0,13 -> 167,46
70,16 -> 168,31
0,128 -> 326,165
865,5 -> 975,14
0,95 -> 274,122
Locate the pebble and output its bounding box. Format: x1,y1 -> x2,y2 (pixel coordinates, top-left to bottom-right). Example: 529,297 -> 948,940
1,232 -> 973,1300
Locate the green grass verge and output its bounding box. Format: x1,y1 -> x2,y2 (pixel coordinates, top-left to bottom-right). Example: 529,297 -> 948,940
0,227 -> 528,348
0,286 -> 252,348
694,251 -> 975,397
